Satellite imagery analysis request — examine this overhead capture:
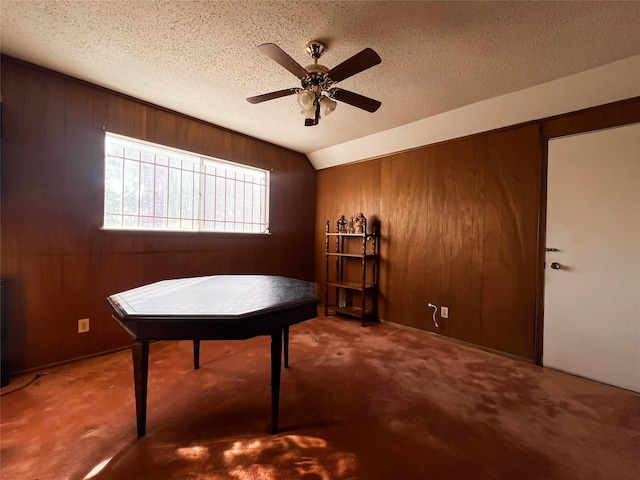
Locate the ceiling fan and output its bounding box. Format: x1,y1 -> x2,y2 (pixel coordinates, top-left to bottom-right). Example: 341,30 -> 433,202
247,40 -> 382,126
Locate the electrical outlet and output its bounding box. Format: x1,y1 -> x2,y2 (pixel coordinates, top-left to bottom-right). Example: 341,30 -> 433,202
78,318 -> 90,333
441,306 -> 449,319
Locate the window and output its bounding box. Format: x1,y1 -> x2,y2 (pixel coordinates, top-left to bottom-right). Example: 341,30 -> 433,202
103,133 -> 270,233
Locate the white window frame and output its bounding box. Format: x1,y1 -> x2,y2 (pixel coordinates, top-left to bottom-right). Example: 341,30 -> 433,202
103,133 -> 270,234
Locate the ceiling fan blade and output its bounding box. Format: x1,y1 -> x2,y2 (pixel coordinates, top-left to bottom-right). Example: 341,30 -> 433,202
246,88 -> 298,104
328,48 -> 381,84
332,88 -> 381,113
258,43 -> 309,79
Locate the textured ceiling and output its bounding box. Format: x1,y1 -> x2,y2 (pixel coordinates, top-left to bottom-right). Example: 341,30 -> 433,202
2,1 -> 640,168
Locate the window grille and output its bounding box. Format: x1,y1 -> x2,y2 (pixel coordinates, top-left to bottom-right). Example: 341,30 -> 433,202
103,133 -> 269,233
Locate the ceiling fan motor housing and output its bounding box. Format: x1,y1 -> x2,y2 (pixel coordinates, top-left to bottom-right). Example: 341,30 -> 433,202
303,41 -> 333,94
306,40 -> 326,59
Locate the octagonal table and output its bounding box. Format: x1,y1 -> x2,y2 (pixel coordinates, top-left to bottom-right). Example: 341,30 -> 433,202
107,275 -> 318,437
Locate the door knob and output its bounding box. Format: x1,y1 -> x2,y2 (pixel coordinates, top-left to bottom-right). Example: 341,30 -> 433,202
550,262 -> 562,270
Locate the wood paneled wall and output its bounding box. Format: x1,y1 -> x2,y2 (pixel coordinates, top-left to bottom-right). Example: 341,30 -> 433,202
1,57 -> 316,372
316,96 -> 640,361
315,125 -> 541,359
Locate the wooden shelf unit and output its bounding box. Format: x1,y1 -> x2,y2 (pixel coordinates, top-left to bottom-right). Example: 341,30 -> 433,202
324,214 -> 379,325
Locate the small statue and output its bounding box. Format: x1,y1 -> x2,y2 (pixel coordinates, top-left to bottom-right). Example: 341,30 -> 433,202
346,218 -> 354,234
353,213 -> 365,234
336,215 -> 347,233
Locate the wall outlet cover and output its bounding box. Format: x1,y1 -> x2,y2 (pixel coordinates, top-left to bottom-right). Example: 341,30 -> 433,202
78,318 -> 90,333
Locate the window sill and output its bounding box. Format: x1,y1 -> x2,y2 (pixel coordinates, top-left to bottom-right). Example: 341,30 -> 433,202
99,227 -> 271,238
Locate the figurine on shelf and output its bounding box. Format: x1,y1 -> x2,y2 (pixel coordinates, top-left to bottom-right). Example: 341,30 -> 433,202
346,217 -> 354,233
337,215 -> 347,233
353,212 -> 365,234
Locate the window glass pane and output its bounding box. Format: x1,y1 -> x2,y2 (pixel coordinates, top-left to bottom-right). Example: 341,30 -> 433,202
140,216 -> 154,229
225,179 -> 235,221
107,141 -> 126,157
181,170 -> 198,221
123,215 -> 138,229
140,163 -> 155,217
154,165 -> 168,217
168,168 -> 180,219
252,184 -> 262,223
203,175 -> 215,221
104,213 -> 122,228
105,156 -> 123,215
125,145 -> 140,160
235,183 -> 244,223
104,133 -> 269,233
244,182 -> 252,222
215,177 -> 225,220
141,150 -> 155,164
123,160 -> 140,215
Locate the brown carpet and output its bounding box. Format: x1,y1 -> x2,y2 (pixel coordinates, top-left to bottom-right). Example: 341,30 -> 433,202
1,313 -> 639,479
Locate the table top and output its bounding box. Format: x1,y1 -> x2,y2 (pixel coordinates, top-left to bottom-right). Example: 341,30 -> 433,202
107,275 -> 319,340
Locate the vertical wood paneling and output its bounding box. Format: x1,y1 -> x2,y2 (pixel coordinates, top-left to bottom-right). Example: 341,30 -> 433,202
439,142 -> 455,311
1,57 -> 315,372
88,254 -> 107,355
511,124 -> 541,358
63,82 -> 96,255
20,68 -> 65,256
202,124 -> 227,160
469,137 -> 486,342
154,110 -> 178,147
107,95 -> 135,136
1,61 -> 25,258
186,121 -> 204,154
444,137 -> 484,344
314,160 -> 380,306
1,256 -> 22,372
92,89 -> 109,214
102,253 -> 144,350
317,125 -> 541,359
478,132 -> 505,349
180,251 -> 204,278
480,124 -> 539,358
424,143 -> 445,305
60,255 -> 92,360
380,150 -> 429,330
20,256 -> 63,369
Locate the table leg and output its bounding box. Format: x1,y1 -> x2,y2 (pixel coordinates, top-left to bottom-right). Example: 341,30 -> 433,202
132,340 -> 149,438
193,340 -> 200,369
283,326 -> 289,369
270,330 -> 282,434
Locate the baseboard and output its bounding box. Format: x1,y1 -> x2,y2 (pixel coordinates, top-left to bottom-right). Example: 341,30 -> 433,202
379,318 -> 533,364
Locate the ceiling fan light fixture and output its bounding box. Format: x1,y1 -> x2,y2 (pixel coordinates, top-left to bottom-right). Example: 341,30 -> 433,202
296,90 -> 315,110
320,96 -> 337,116
248,41 -> 381,126
300,106 -> 316,119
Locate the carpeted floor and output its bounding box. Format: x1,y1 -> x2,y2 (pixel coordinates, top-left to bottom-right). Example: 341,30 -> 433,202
1,313 -> 639,480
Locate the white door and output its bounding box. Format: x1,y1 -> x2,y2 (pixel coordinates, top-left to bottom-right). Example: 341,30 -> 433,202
544,123 -> 640,393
